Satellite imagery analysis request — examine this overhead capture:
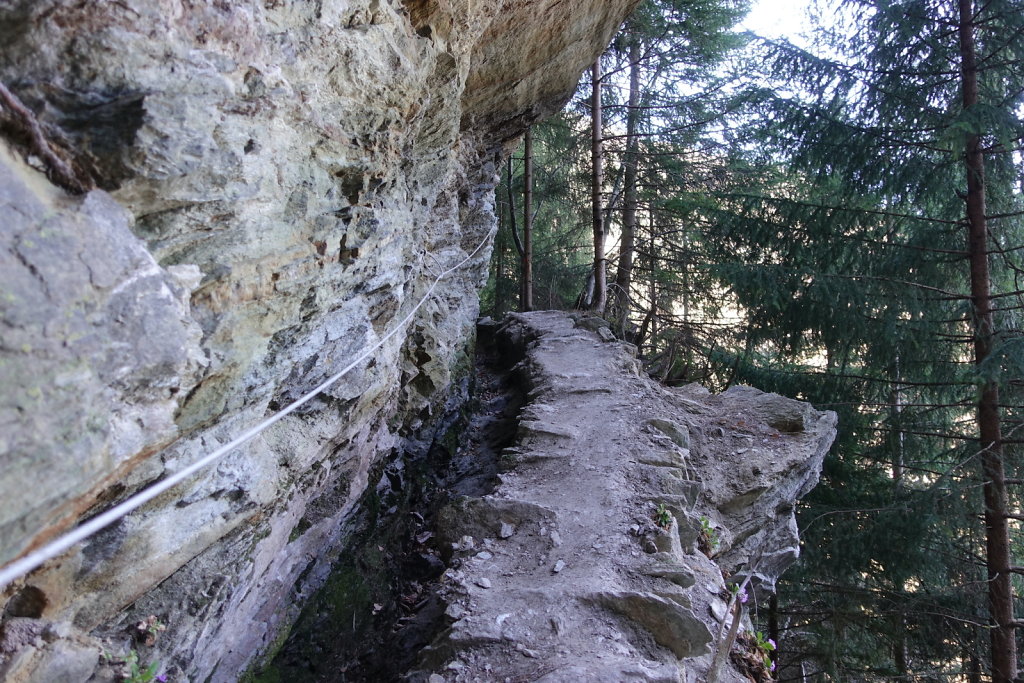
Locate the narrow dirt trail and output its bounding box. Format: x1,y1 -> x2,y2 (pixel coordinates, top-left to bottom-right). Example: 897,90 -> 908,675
412,311 -> 836,682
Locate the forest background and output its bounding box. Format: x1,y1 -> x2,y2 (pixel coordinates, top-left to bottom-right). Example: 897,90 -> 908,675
481,0 -> 1024,679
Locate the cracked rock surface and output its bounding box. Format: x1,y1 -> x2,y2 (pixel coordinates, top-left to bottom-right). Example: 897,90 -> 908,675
0,0 -> 638,680
417,311 -> 837,682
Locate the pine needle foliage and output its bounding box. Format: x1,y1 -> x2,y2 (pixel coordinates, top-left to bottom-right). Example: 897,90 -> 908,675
705,0 -> 1024,677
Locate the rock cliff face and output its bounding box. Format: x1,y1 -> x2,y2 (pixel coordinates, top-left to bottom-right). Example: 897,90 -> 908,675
0,1 -> 637,680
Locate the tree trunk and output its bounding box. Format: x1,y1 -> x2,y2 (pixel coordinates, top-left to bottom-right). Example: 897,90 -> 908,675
506,154 -> 524,260
522,127 -> 534,312
889,356 -> 905,486
967,640 -> 983,683
958,1 -> 1016,678
649,221 -> 657,346
637,219 -> 657,352
890,354 -> 908,678
494,225 -> 506,317
589,57 -> 607,313
892,612 -> 907,677
614,38 -> 641,332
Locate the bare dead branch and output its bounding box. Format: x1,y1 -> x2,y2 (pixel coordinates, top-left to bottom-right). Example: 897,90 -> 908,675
0,80 -> 93,194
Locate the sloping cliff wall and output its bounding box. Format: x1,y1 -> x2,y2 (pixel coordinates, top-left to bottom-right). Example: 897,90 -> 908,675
0,1 -> 637,680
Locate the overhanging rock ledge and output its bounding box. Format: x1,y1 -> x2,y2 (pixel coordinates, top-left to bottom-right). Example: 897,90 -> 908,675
0,0 -> 638,680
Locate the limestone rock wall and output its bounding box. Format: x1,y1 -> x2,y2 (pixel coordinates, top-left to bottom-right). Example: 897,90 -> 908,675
0,1 -> 637,681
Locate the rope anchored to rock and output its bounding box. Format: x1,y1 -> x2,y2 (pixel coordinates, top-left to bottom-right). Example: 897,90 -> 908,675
0,230 -> 492,590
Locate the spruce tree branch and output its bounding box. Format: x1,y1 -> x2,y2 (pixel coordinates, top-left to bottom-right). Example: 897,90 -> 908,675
866,426 -> 993,442
843,275 -> 965,299
986,209 -> 1024,222
721,192 -> 966,228
975,23 -> 1024,69
600,99 -> 749,142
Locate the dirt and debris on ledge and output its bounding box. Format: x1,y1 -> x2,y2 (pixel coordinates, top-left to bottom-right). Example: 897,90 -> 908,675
409,311 -> 837,683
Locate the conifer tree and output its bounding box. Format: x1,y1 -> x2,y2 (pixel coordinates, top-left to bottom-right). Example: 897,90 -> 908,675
484,0 -> 1024,676
705,0 -> 1024,676
485,0 -> 749,325
589,58 -> 608,313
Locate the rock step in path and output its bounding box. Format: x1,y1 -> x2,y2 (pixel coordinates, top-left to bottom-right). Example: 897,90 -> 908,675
410,311 -> 837,682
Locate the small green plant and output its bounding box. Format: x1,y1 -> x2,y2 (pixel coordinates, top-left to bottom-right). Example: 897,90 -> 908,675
699,515 -> 720,552
654,503 -> 672,529
135,615 -> 167,646
115,615 -> 168,682
122,649 -> 165,683
753,630 -> 776,672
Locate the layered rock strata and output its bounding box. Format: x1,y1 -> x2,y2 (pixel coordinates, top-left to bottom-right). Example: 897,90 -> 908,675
0,1 -> 637,680
418,312 -> 837,682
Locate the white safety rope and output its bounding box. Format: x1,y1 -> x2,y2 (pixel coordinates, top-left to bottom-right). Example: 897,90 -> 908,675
0,231 -> 492,590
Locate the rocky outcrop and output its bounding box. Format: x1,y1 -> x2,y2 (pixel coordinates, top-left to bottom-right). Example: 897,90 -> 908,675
0,1 -> 637,681
419,312 -> 836,681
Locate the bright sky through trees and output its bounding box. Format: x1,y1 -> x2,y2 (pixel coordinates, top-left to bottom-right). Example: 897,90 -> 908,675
740,0 -> 812,43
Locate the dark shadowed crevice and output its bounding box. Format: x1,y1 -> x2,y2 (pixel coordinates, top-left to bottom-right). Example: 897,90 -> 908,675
249,320 -> 527,682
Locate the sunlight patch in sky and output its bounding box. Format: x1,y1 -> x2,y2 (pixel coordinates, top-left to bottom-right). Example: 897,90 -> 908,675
740,0 -> 813,45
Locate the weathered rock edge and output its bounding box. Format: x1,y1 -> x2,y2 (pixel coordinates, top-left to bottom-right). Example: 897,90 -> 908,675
0,0 -> 638,680
419,311 -> 837,682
